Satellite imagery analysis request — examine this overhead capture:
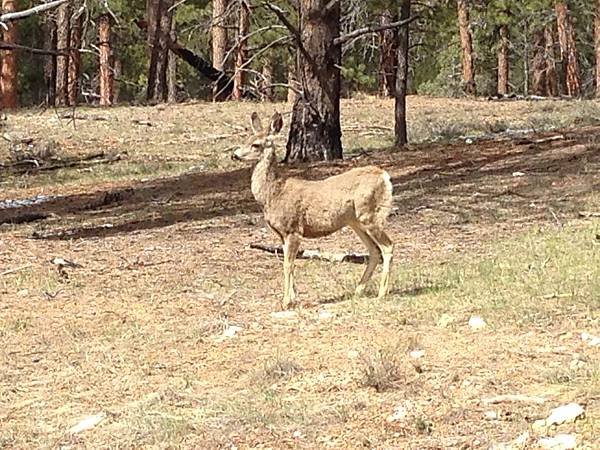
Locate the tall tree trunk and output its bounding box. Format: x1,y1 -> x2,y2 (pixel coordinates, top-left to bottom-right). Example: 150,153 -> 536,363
395,0 -> 411,147
287,61 -> 299,103
286,1 -> 342,162
555,1 -> 581,97
55,3 -> 71,106
98,14 -> 113,106
147,0 -> 174,102
113,58 -> 122,103
497,24 -> 509,95
0,0 -> 18,109
43,17 -> 57,105
379,10 -> 398,97
233,0 -> 250,100
595,0 -> 600,97
212,0 -> 229,101
260,61 -> 274,101
167,29 -> 177,103
68,13 -> 82,105
457,0 -> 476,95
523,18 -> 530,95
531,28 -> 547,96
544,23 -> 559,96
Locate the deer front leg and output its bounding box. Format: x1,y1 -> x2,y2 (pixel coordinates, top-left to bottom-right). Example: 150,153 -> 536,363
282,234 -> 300,309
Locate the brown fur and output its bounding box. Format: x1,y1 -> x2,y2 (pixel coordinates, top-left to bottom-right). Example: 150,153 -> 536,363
234,112 -> 394,309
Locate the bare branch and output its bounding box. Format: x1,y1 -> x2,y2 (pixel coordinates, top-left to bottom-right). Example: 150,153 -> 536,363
262,2 -> 311,61
334,15 -> 419,46
0,41 -> 67,56
0,0 -> 69,24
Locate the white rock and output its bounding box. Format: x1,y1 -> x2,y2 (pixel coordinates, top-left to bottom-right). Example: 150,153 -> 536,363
581,332 -> 600,347
512,171 -> 526,177
318,310 -> 334,320
465,138 -> 474,145
409,350 -> 425,359
68,413 -> 105,434
546,403 -> 584,426
270,310 -> 297,320
222,325 -> 243,338
347,350 -> 360,359
292,430 -> 303,439
484,410 -> 499,420
537,434 -> 577,450
468,316 -> 487,330
386,405 -> 409,423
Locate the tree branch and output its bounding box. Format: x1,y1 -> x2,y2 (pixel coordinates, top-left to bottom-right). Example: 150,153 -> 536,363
0,41 -> 66,56
262,2 -> 310,61
334,15 -> 419,46
0,0 -> 69,24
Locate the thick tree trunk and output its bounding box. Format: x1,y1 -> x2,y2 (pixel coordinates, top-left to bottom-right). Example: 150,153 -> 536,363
98,14 -> 113,106
0,0 -> 18,109
497,24 -> 509,95
457,0 -> 476,95
55,2 -> 70,106
260,61 -> 274,101
544,23 -> 559,97
555,1 -> 581,97
212,0 -> 229,100
395,0 -> 411,147
595,0 -> 600,97
379,10 -> 398,97
531,28 -> 547,96
233,0 -> 250,100
147,0 -> 174,102
286,1 -> 342,162
43,17 -> 57,105
67,13 -> 82,105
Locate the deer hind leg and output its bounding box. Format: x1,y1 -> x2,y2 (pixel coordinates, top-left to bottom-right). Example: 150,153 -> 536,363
350,223 -> 381,296
282,234 -> 300,309
365,227 -> 393,299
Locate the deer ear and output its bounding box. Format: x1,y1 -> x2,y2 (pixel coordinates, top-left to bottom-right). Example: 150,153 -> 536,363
269,112 -> 283,134
250,112 -> 263,133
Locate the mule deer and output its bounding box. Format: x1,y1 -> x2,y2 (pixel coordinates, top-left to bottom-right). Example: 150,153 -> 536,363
233,112 -> 394,309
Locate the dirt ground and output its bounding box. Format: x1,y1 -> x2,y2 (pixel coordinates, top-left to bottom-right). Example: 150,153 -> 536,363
0,97 -> 599,449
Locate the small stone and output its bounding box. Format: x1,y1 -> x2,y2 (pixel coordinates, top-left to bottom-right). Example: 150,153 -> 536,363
347,350 -> 359,359
465,138 -> 474,145
484,411 -> 498,421
68,413 -> 105,434
581,332 -> 600,347
468,316 -> 487,330
386,404 -> 409,423
512,171 -> 526,177
569,357 -> 586,371
270,310 -> 297,320
222,325 -> 243,338
537,434 -> 576,450
546,403 -> 584,426
292,430 -> 303,439
437,313 -> 456,328
409,350 -> 425,359
318,310 -> 334,320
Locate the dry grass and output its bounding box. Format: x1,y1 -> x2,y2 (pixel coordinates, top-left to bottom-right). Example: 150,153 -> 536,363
0,96 -> 599,448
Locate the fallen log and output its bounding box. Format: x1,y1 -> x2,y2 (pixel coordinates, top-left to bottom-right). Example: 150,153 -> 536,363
250,243 -> 368,264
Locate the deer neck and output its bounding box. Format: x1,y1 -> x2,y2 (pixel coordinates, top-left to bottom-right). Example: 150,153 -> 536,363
251,146 -> 280,206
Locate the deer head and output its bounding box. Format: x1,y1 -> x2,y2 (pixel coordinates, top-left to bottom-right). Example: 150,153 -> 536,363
232,111 -> 283,161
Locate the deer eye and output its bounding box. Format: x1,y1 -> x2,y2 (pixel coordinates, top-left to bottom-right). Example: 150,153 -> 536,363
251,143 -> 261,149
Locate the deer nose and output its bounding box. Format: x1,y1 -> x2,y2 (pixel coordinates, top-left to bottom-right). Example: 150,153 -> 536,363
231,148 -> 242,160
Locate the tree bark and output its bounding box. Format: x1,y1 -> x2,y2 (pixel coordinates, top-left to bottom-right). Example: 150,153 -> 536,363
497,24 -> 509,95
555,1 -> 581,97
167,29 -> 177,103
67,12 -> 82,105
113,57 -> 122,103
395,0 -> 410,147
0,0 -> 18,109
98,14 -> 113,106
457,0 -> 476,95
379,10 -> 398,97
43,17 -> 57,105
595,0 -> 600,97
147,0 -> 174,102
544,23 -> 559,97
287,60 -> 299,103
531,28 -> 547,96
260,60 -> 274,101
233,0 -> 250,100
55,2 -> 70,106
212,0 -> 229,100
286,0 -> 342,162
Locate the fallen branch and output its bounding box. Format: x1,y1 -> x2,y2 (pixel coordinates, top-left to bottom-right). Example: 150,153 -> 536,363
0,151 -> 124,175
250,243 -> 368,264
0,264 -> 33,276
482,394 -> 547,406
578,211 -> 600,218
515,134 -> 565,145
